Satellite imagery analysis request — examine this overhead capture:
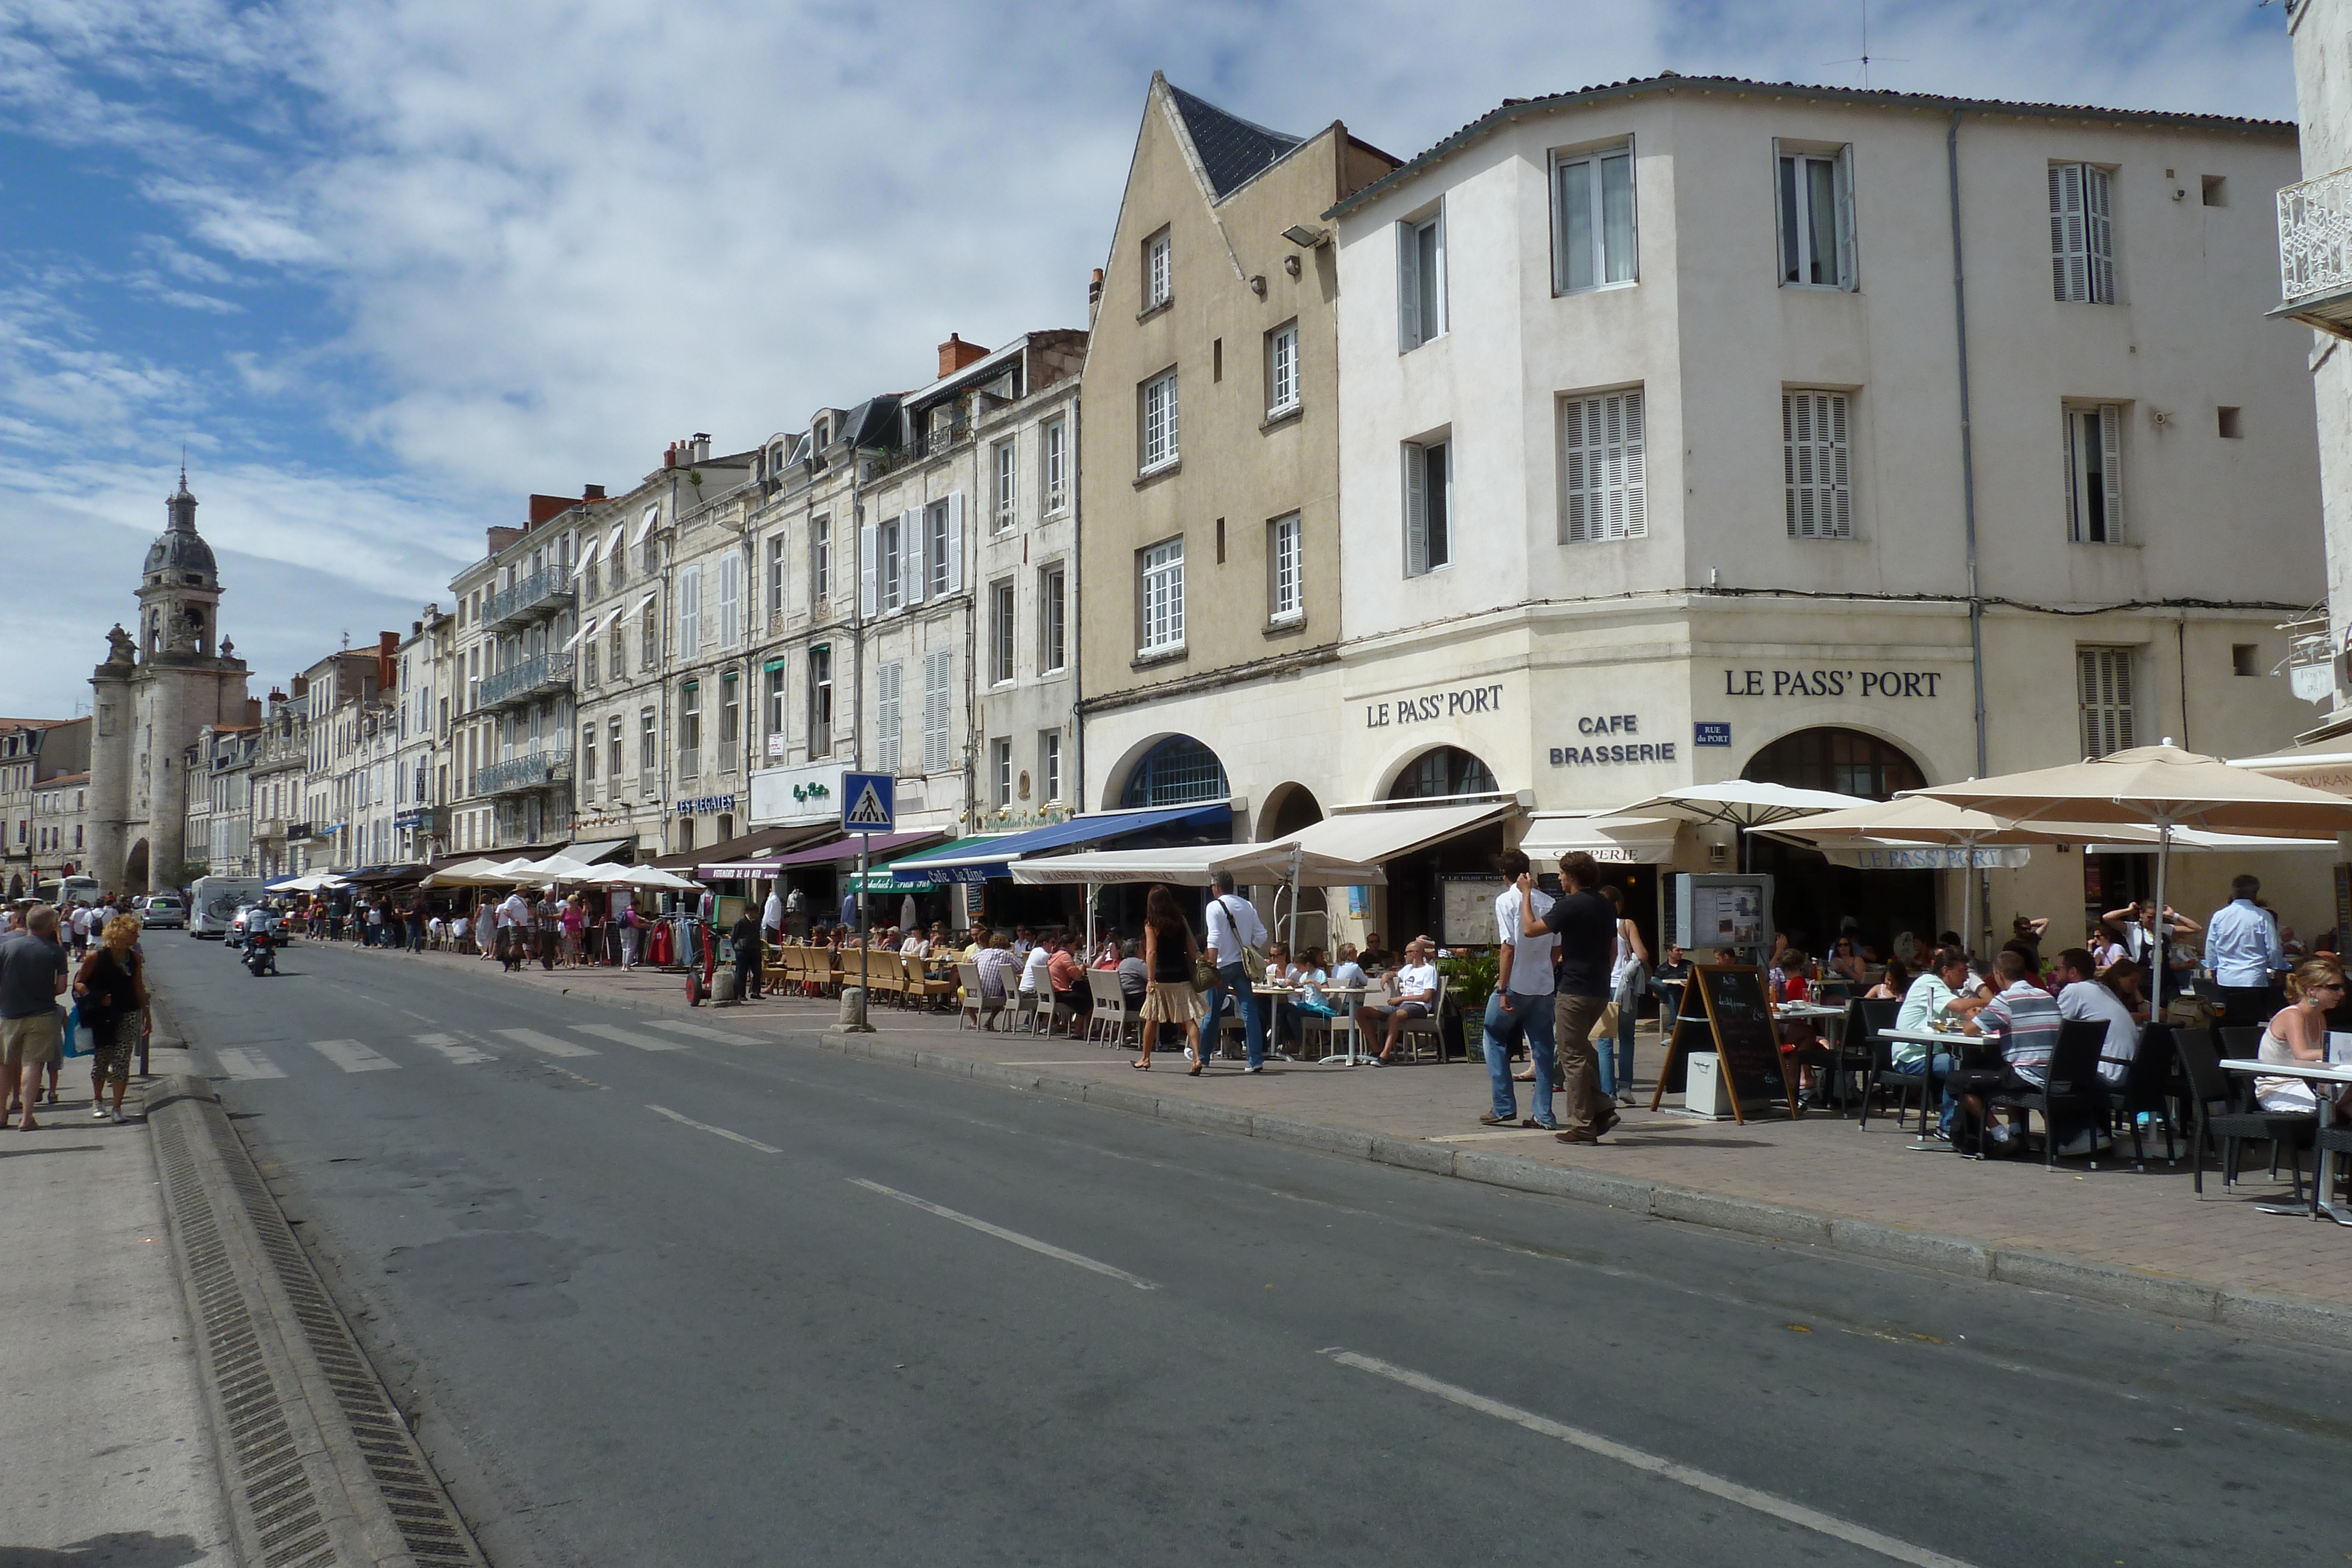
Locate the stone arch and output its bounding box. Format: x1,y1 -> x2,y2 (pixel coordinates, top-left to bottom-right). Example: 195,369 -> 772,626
1739,726 -> 1926,800
1114,734 -> 1230,810
1382,744 -> 1499,801
1257,782 -> 1323,842
123,839 -> 149,894
1739,727 -> 1934,959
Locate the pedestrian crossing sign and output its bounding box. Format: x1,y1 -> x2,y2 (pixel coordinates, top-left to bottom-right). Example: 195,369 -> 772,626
841,772 -> 896,831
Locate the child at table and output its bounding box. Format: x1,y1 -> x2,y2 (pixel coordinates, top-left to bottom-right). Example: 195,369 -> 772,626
1277,947 -> 1335,1049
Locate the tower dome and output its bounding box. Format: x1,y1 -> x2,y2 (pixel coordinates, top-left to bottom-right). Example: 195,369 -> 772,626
143,470 -> 217,584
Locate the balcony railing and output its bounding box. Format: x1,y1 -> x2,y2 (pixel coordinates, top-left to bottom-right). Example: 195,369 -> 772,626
474,750 -> 572,797
486,566 -> 576,628
478,652 -> 573,709
2277,167 -> 2352,334
252,817 -> 285,841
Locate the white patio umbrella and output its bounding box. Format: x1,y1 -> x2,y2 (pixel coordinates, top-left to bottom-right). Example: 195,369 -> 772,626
599,864 -> 701,891
1612,780 -> 1873,871
1907,743 -> 2352,1004
422,858 -> 514,887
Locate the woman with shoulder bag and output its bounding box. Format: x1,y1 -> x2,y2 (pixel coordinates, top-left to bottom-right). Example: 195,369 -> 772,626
74,913 -> 149,1124
1135,884 -> 1208,1074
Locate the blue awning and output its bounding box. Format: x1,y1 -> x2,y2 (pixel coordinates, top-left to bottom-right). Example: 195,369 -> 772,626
887,802 -> 1232,884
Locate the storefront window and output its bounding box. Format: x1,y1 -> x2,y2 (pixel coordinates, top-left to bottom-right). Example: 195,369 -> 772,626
1121,735 -> 1228,807
1742,727 -> 1924,801
1387,746 -> 1498,801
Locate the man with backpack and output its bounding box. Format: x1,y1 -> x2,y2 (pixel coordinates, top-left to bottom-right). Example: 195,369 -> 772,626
1202,871 -> 1271,1072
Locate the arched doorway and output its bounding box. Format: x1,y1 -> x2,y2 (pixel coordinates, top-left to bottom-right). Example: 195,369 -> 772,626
1386,745 -> 1498,801
123,840 -> 149,894
1741,727 -> 1933,961
1120,735 -> 1228,808
4,874 -> 20,900
1379,746 -> 1508,949
1259,783 -> 1323,840
1259,784 -> 1328,951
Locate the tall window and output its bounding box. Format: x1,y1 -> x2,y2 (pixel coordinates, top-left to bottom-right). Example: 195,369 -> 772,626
608,716 -> 623,783
1559,390 -> 1646,543
717,555 -> 741,648
992,440 -> 1017,531
766,534 -> 787,622
1553,143 -> 1635,294
640,603 -> 659,670
877,514 -> 903,612
679,684 -> 700,777
1404,440 -> 1451,576
1039,565 -> 1067,672
808,646 -> 833,757
810,516 -> 831,603
582,723 -> 597,782
1141,370 -> 1180,473
638,708 -> 657,776
922,650 -> 953,774
926,498 -> 957,599
1140,537 -> 1185,654
1269,513 -> 1303,623
584,640 -> 598,687
608,621 -> 623,679
1043,418 -> 1068,513
764,664 -> 786,748
991,579 -> 1015,683
719,673 -> 740,753
1266,322 -> 1299,417
2064,404 -> 2125,543
2050,163 -> 2115,303
1144,229 -> 1172,309
2078,647 -> 2137,759
877,660 -> 903,774
1040,731 -> 1062,804
1777,146 -> 1853,289
991,737 -> 1014,806
1398,208 -> 1446,348
1783,390 -> 1852,539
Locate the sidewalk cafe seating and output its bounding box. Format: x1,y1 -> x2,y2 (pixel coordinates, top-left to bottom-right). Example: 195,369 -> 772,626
1849,998 -> 1915,1126
2313,1123 -> 2352,1218
957,962 -> 1003,1031
2176,1026 -> 2315,1199
1987,1020 -> 2112,1170
1397,976 -> 1453,1063
905,955 -> 957,1011
1087,986 -> 1133,1046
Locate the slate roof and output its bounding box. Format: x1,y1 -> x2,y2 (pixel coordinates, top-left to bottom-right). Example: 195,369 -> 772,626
1168,83 -> 1304,200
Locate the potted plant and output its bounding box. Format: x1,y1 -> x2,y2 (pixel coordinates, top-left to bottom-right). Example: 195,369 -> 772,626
1436,948 -> 1498,1061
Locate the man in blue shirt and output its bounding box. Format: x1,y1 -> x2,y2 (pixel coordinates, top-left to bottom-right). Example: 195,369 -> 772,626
2203,874 -> 2286,1028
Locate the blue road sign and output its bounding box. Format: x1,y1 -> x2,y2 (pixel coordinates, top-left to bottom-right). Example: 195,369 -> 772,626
841,772 -> 896,832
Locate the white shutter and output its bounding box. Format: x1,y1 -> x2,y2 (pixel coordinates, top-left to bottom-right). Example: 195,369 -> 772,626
1783,392 -> 1851,539
1397,222 -> 1422,348
858,521 -> 879,618
2084,165 -> 2114,303
901,509 -> 925,607
2078,648 -> 2136,758
2097,403 -> 2124,543
946,492 -> 965,593
877,661 -> 903,775
922,649 -> 952,774
1404,446 -> 1429,576
717,556 -> 740,648
2063,411 -> 2081,540
1560,391 -> 1648,543
2049,163 -> 2088,302
1833,145 -> 1856,289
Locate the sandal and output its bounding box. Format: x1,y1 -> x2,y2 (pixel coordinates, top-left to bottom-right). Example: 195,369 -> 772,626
1188,1061 -> 1204,1076
1131,1059 -> 1151,1070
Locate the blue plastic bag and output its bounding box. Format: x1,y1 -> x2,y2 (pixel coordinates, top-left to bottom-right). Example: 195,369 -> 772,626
59,1001 -> 81,1059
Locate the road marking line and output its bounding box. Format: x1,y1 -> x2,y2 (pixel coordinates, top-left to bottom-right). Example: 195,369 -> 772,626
309,1039 -> 399,1074
412,1033 -> 494,1065
644,1018 -> 764,1047
847,1178 -> 1158,1291
1323,1350 -> 1975,1568
647,1104 -> 781,1154
215,1048 -> 285,1081
573,1022 -> 689,1052
494,1028 -> 598,1059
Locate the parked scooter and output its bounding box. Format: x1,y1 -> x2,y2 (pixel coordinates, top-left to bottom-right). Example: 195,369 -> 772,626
243,927 -> 278,977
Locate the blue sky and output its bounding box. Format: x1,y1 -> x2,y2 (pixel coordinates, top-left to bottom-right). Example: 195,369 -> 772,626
0,0 -> 2298,717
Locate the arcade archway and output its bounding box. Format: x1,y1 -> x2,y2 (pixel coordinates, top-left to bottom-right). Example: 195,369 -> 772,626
1742,727 -> 1935,961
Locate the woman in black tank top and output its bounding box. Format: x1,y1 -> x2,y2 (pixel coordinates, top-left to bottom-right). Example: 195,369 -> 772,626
1136,884 -> 1206,1074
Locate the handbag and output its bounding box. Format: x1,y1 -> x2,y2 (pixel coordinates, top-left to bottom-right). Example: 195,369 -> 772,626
1193,952 -> 1220,992
1217,897 -> 1267,978
59,997 -> 82,1058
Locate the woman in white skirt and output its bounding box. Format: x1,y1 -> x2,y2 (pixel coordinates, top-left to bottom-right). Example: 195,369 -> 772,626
2257,955 -> 2351,1120
1134,884 -> 1207,1075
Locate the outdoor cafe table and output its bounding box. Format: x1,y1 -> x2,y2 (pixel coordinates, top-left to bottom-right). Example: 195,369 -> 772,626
2221,1057 -> 2352,1226
1874,1025 -> 1972,1138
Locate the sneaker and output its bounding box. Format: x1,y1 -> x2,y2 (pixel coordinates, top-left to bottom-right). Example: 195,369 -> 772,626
1478,1113 -> 1516,1126
111,1111 -> 126,1124
1242,1065 -> 1263,1075
92,1106 -> 109,1120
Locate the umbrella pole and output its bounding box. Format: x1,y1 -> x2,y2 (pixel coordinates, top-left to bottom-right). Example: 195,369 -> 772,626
2151,820 -> 2171,1021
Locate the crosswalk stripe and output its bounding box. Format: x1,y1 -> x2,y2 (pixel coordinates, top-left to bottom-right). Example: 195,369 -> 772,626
413,1032 -> 494,1065
495,1027 -> 598,1059
310,1039 -> 399,1074
644,1018 -> 764,1047
572,1023 -> 689,1053
215,1048 -> 285,1081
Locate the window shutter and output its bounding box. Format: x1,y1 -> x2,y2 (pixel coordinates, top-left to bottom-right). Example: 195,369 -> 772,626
1783,392 -> 1851,539
2062,411 -> 2082,540
2078,648 -> 2136,758
1833,145 -> 1856,289
858,521 -> 879,618
2084,165 -> 2114,303
1404,445 -> 1429,576
2049,164 -> 2088,302
922,649 -> 952,774
946,492 -> 965,593
901,509 -> 924,607
1619,393 -> 1646,538
877,661 -> 902,775
2097,404 -> 2124,543
1397,222 -> 1422,348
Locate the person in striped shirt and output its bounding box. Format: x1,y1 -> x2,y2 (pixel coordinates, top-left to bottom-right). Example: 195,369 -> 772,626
1950,948 -> 2059,1154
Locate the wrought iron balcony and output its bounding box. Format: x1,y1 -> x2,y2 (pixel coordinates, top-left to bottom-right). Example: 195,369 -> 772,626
2277,167 -> 2352,336
478,652 -> 573,709
475,751 -> 572,797
485,566 -> 576,628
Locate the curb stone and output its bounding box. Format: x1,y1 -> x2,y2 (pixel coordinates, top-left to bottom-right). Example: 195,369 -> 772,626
803,1028 -> 2352,1350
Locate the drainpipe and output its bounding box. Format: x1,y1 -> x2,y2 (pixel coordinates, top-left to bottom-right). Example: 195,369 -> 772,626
1947,108 -> 1987,781
1070,393 -> 1085,811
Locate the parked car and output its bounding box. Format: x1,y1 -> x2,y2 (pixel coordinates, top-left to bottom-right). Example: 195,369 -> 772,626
142,895 -> 185,930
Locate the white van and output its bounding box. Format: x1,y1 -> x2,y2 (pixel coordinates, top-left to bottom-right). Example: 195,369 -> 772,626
189,875 -> 268,938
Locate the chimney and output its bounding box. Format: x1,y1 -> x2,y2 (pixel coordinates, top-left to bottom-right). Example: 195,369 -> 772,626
664,442 -> 678,469
583,483 -> 606,501
690,433 -> 711,463
269,687 -> 287,704
246,697 -> 262,727
937,333 -> 990,379
290,675 -> 308,700
487,524 -> 523,554
1088,268 -> 1104,309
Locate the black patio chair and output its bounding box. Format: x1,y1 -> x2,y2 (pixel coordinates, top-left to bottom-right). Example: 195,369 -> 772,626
2174,1025 -> 2314,1199
1853,998 -> 1929,1131
2106,1021 -> 2181,1171
1988,1020 -> 2113,1169
2314,1125 -> 2352,1218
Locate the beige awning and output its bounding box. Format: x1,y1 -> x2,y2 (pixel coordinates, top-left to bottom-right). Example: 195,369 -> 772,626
1271,800 -> 1514,864
1518,813 -> 1679,865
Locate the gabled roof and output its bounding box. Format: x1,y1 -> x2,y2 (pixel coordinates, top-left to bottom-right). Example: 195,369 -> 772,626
1167,82 -> 1304,199
1329,72 -> 2296,220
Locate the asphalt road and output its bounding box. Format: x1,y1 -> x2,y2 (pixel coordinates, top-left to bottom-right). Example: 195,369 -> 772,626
150,933 -> 2352,1568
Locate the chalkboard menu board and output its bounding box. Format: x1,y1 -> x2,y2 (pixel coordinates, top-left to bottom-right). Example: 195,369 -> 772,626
1651,964 -> 1793,1123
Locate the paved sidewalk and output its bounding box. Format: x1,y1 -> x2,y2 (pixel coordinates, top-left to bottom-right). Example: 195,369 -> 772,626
0,1037 -> 233,1566
317,941 -> 2352,1319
